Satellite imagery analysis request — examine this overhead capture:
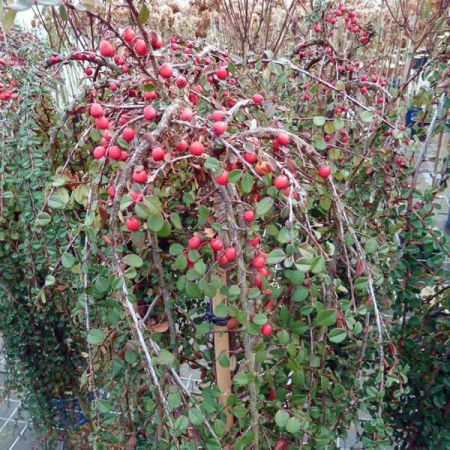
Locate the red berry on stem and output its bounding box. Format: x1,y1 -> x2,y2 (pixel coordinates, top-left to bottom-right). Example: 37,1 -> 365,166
224,247 -> 237,261
95,117 -> 109,130
276,133 -> 290,146
152,146 -> 165,161
212,121 -> 227,136
252,94 -> 264,104
211,110 -> 225,122
99,40 -> 115,57
261,323 -> 273,336
143,105 -> 157,121
122,27 -> 136,44
318,166 -> 331,178
93,146 -> 106,159
243,210 -> 255,223
274,175 -> 289,190
90,102 -> 104,118
252,255 -> 266,269
188,235 -> 202,250
134,39 -> 148,56
133,170 -> 148,184
159,63 -> 173,78
216,171 -> 229,185
189,141 -> 205,156
125,217 -> 141,232
122,127 -> 135,142
215,67 -> 228,80
108,145 -> 122,160
210,238 -> 224,252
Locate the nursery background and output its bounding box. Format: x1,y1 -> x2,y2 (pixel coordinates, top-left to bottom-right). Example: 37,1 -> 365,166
0,0 -> 448,449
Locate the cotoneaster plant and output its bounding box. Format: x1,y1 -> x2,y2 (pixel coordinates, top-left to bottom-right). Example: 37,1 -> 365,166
0,1 -> 448,449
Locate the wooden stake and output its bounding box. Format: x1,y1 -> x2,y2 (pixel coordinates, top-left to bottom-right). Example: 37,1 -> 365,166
212,278 -> 234,431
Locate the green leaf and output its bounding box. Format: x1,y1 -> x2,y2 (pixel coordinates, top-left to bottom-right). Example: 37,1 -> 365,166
275,410 -> 289,427
45,275 -> 55,287
360,110 -> 375,123
314,309 -> 336,328
169,243 -> 184,256
87,329 -> 106,345
188,407 -> 205,426
36,212 -> 52,226
204,157 -> 220,170
286,417 -> 301,434
256,197 -> 274,217
293,286 -> 309,302
266,248 -> 286,264
329,328 -> 347,343
147,213 -> 164,231
310,255 -> 325,274
48,188 -> 69,209
313,116 -> 326,126
228,169 -> 242,183
252,313 -> 268,325
233,372 -> 249,386
174,415 -> 189,434
61,254 -> 75,268
218,353 -> 230,368
137,4 -> 150,24
194,260 -> 206,276
123,254 -> 144,268
324,121 -> 335,134
157,349 -> 175,366
365,239 -> 378,254
241,172 -> 254,193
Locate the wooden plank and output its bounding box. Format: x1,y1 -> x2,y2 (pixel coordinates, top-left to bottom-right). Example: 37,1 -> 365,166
212,281 -> 233,431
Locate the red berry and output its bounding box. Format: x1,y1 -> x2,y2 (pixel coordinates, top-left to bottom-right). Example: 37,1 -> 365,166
258,266 -> 269,277
93,146 -> 106,159
313,23 -> 322,33
159,63 -> 173,78
215,67 -> 228,80
216,171 -> 229,185
218,255 -> 229,266
249,235 -> 260,248
152,146 -> 165,161
243,210 -> 255,223
212,121 -> 227,136
174,139 -> 188,152
122,127 -> 135,142
188,235 -> 202,249
133,170 -> 148,184
107,185 -> 115,198
224,247 -> 237,261
210,238 -> 224,252
130,191 -> 143,203
99,40 -> 114,57
108,145 -> 122,160
152,39 -> 163,50
267,389 -> 276,400
125,217 -> 141,232
261,323 -> 273,336
175,76 -> 187,88
318,166 -> 331,178
95,117 -> 109,130
122,27 -> 136,44
90,103 -> 104,118
180,107 -> 193,121
134,39 -> 148,56
252,94 -> 264,104
360,86 -> 367,94
189,141 -> 205,156
252,255 -> 265,269
274,175 -> 289,190
211,110 -> 225,122
277,133 -> 290,146
120,151 -> 129,161
244,152 -> 258,164
143,105 -> 157,121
